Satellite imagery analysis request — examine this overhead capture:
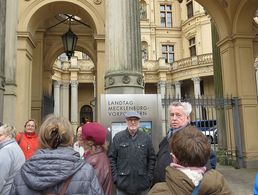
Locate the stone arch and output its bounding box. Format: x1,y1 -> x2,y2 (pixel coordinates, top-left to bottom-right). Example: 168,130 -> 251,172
194,0 -> 231,40
233,1 -> 258,35
18,0 -> 104,35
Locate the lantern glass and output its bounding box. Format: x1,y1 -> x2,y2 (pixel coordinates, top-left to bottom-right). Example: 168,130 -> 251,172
62,29 -> 78,60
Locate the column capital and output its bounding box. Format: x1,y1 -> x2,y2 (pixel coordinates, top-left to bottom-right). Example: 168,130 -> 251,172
70,80 -> 78,87
191,77 -> 201,83
174,81 -> 181,86
61,81 -> 70,88
53,80 -> 61,88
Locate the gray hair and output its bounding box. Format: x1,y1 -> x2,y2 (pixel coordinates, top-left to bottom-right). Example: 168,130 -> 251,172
0,124 -> 17,138
168,101 -> 192,116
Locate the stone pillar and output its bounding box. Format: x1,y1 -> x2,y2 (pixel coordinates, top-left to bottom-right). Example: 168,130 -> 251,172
105,0 -> 144,94
174,81 -> 181,99
3,0 -> 18,124
61,81 -> 69,119
192,77 -> 201,119
219,36 -> 258,168
255,61 -> 258,94
0,0 -> 6,121
70,80 -> 78,130
166,82 -> 175,98
159,81 -> 167,134
53,80 -> 60,116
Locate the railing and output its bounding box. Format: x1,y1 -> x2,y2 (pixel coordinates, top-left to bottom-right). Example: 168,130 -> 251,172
172,53 -> 213,70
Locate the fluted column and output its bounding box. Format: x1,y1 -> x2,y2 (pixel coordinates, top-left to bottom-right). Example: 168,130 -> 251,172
166,82 -> 174,97
105,0 -> 144,94
159,81 -> 167,133
70,80 -> 78,130
175,81 -> 181,99
54,80 -> 60,116
0,0 -> 6,121
192,77 -> 202,119
61,81 -> 69,119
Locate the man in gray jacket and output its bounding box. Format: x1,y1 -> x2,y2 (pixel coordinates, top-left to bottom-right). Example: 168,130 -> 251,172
109,111 -> 156,195
0,124 -> 25,195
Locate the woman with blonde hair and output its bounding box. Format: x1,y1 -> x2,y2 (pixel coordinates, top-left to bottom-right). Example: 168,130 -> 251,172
0,123 -> 25,195
10,115 -> 103,195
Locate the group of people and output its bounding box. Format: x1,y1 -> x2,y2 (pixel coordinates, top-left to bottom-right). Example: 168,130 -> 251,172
0,101 -> 236,195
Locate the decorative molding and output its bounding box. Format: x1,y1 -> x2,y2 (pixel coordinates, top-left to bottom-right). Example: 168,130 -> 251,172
122,75 -> 130,84
93,0 -> 102,5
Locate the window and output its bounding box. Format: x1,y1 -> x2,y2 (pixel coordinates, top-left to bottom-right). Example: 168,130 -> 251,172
162,45 -> 174,63
186,0 -> 193,19
160,4 -> 172,27
189,37 -> 196,56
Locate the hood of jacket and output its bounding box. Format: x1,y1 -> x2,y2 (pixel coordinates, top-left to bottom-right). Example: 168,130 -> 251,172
20,147 -> 85,191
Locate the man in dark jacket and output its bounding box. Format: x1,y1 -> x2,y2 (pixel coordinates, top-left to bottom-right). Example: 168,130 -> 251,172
109,111 -> 156,195
153,101 -> 216,184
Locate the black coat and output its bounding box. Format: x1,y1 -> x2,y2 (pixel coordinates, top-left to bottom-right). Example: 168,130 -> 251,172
108,129 -> 156,194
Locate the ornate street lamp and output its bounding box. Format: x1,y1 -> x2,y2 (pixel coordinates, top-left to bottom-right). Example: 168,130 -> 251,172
62,27 -> 78,60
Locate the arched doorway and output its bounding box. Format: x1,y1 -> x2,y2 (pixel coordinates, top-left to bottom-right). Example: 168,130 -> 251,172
80,105 -> 93,124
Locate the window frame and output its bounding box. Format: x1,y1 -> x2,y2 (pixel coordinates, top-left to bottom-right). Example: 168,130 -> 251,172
161,44 -> 175,63
160,4 -> 172,28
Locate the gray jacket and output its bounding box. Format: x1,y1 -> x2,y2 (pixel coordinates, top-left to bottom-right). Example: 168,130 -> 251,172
10,147 -> 104,195
0,139 -> 25,195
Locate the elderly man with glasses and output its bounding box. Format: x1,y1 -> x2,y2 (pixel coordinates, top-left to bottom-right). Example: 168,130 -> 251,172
109,111 -> 156,195
153,101 -> 216,184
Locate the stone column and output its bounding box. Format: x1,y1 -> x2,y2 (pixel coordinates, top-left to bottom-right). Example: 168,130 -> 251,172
61,81 -> 70,119
105,0 -> 144,94
159,81 -> 167,133
174,81 -> 181,99
70,80 -> 78,130
0,0 -> 6,121
3,0 -> 18,124
192,77 -> 202,119
53,80 -> 60,116
255,61 -> 258,93
166,82 -> 175,98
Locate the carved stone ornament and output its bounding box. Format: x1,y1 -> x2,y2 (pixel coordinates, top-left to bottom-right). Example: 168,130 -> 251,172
122,75 -> 130,84
108,77 -> 115,85
93,0 -> 102,5
137,76 -> 143,85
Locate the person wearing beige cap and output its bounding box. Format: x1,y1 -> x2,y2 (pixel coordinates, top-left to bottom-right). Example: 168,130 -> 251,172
108,111 -> 156,195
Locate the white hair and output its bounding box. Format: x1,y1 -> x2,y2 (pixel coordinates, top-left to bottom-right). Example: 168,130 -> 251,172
168,101 -> 192,116
0,124 -> 17,138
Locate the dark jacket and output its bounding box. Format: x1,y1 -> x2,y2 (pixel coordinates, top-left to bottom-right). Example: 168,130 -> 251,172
109,129 -> 156,194
153,125 -> 217,184
10,147 -> 103,195
149,166 -> 233,195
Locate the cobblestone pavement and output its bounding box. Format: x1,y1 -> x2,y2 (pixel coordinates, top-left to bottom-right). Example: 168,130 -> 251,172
217,164 -> 257,195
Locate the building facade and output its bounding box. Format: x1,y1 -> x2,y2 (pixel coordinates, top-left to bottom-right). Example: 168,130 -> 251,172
2,0 -> 258,168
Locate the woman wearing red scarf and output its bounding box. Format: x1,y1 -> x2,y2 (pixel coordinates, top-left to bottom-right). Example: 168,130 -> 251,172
16,119 -> 39,160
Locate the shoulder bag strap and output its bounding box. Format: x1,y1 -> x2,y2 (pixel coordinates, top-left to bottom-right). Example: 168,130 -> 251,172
191,181 -> 202,195
59,176 -> 72,195
17,133 -> 24,145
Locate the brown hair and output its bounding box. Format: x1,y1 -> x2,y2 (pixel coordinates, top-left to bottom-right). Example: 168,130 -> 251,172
170,125 -> 211,167
24,119 -> 37,129
39,114 -> 73,149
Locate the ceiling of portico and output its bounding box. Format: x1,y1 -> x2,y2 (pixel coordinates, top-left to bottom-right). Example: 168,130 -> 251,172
195,0 -> 258,40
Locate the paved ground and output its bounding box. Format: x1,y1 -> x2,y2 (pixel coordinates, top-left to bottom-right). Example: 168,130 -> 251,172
217,164 -> 257,195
